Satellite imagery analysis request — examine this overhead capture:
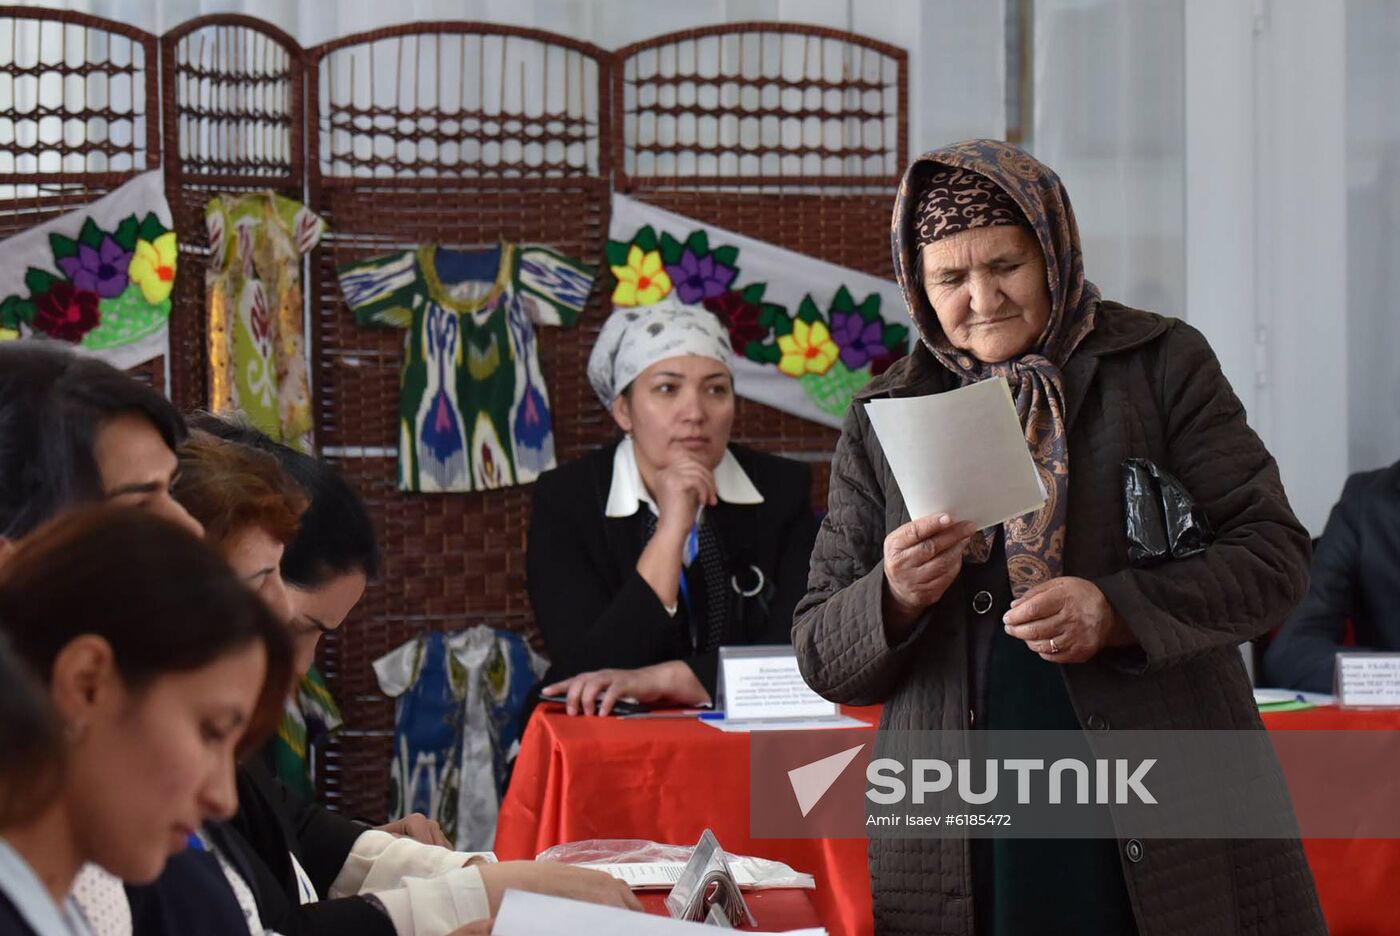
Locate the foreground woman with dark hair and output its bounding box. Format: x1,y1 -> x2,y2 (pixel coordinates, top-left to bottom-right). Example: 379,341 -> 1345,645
0,506 -> 291,936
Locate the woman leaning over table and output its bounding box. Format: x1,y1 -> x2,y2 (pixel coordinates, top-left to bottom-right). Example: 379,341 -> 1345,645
792,139 -> 1325,936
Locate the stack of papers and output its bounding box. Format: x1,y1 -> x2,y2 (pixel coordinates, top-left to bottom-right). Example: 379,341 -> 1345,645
491,890 -> 827,935
581,860 -> 814,891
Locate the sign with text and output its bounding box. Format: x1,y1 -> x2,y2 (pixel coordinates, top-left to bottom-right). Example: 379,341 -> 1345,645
718,646 -> 836,721
1335,652 -> 1400,708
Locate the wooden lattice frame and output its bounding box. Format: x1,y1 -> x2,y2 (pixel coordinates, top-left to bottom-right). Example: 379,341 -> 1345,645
613,24 -> 909,506
305,23 -> 614,819
614,22 -> 906,192
0,13 -> 907,826
0,5 -> 163,386
160,14 -> 308,411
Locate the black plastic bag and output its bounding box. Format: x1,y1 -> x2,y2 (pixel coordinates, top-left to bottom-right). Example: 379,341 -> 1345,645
1122,458 -> 1213,566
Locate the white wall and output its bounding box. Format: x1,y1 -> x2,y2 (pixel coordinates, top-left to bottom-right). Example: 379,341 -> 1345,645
1033,0 -> 1186,318
1185,0 -> 1348,534
1346,0 -> 1400,475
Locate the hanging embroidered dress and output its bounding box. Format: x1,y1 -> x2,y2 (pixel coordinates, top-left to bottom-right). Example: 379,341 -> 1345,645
337,242 -> 593,493
373,628 -> 546,850
205,192 -> 325,451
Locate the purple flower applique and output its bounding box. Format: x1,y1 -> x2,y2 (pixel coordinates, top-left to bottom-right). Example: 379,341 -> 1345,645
665,249 -> 737,304
57,236 -> 132,299
831,311 -> 891,371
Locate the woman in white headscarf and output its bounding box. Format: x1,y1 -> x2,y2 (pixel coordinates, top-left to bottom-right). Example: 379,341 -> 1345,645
529,298 -> 819,715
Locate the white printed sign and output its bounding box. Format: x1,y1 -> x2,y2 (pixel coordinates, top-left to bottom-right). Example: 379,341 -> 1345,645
1335,653 -> 1400,708
718,646 -> 836,721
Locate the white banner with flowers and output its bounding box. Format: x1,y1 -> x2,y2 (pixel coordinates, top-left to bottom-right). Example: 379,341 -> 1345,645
0,170 -> 176,371
607,194 -> 911,429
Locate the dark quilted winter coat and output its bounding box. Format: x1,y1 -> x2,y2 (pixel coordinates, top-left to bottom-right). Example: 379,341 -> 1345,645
793,142 -> 1326,936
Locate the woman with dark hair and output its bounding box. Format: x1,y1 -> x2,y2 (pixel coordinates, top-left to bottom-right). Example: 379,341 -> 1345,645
163,428 -> 639,936
0,633 -> 63,852
0,506 -> 291,936
0,343 -> 202,545
188,413 -> 379,687
186,414 -> 380,810
532,299 -> 819,715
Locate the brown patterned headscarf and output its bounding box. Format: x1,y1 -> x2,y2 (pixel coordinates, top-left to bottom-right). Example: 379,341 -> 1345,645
890,139 -> 1101,597
914,166 -> 1027,247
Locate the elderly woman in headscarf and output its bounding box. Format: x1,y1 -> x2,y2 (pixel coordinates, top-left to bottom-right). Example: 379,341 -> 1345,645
531,297 -> 818,716
794,140 -> 1325,936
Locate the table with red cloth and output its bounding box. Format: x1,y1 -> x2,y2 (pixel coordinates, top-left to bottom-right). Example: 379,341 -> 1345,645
495,704 -> 881,936
495,703 -> 1400,936
1260,704 -> 1400,936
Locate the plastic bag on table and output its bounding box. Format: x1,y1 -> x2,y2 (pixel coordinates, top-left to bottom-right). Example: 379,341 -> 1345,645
534,839 -> 816,890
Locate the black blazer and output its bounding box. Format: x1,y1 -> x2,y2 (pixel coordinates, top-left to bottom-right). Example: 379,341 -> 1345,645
1264,461 -> 1400,692
528,441 -> 819,695
129,748 -> 394,936
126,839 -> 254,936
223,751 -> 395,936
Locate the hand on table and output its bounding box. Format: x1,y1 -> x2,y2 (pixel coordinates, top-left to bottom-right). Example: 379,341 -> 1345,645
1001,576 -> 1134,663
375,812 -> 452,848
541,660 -> 710,716
476,861 -> 642,914
881,514 -> 978,637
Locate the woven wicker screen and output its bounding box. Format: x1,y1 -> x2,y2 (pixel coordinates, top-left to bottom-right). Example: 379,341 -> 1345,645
614,24 -> 908,509
305,23 -> 612,819
0,12 -> 907,825
0,6 -> 162,387
160,15 -> 307,410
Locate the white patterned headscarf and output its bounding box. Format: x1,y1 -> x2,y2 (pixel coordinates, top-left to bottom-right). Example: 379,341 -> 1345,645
587,297 -> 733,407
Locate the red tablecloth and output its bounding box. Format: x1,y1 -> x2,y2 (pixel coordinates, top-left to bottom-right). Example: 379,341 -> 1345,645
495,703 -> 1400,936
495,705 -> 881,936
1260,705 -> 1400,936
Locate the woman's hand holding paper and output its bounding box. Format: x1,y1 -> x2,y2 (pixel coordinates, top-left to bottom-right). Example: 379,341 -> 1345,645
881,513 -> 978,640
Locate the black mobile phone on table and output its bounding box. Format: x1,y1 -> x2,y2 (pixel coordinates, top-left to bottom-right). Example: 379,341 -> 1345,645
536,693 -> 651,716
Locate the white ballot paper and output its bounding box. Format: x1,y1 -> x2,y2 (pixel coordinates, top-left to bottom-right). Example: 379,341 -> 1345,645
491,889 -> 827,935
864,376 -> 1046,531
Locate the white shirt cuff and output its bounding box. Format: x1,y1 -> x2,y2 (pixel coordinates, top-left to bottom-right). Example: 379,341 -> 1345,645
372,867 -> 491,936
330,830 -> 495,899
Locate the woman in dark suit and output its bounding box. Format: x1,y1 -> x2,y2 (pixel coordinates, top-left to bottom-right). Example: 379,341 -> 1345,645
532,298 -> 819,716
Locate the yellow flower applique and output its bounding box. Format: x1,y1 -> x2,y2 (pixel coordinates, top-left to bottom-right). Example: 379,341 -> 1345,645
777,319 -> 840,377
128,231 -> 178,304
610,245 -> 672,306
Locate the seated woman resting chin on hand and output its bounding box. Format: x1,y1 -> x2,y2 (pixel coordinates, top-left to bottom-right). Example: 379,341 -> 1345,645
530,298 -> 818,716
